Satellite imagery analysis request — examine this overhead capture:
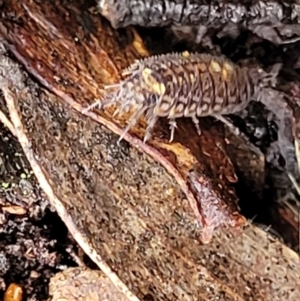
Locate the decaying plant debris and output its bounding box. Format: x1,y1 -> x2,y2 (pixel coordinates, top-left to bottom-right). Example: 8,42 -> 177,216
98,0 -> 300,44
0,0 -> 300,300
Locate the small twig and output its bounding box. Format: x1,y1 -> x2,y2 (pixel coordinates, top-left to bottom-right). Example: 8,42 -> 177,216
3,86 -> 141,301
0,78 -> 17,136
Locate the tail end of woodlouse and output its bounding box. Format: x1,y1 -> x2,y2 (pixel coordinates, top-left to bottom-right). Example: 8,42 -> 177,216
266,62 -> 282,87
255,62 -> 283,89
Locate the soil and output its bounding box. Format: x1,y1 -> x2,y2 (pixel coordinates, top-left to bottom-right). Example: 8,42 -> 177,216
0,122 -> 78,301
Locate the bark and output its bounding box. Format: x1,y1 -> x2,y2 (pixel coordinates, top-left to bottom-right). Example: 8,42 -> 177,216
0,0 -> 245,244
0,0 -> 300,300
98,0 -> 300,44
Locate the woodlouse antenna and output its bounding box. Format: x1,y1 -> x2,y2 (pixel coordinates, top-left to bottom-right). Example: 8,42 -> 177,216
82,87 -> 113,113
82,99 -> 103,113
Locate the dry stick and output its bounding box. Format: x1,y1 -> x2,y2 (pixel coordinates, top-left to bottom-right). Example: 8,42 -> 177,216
3,86 -> 140,301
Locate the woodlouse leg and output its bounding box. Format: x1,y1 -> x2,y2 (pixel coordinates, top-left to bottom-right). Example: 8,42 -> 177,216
191,116 -> 201,136
143,115 -> 159,143
118,106 -> 148,143
82,88 -> 109,113
104,83 -> 123,91
82,92 -> 116,113
195,25 -> 208,44
112,102 -> 132,117
168,119 -> 177,142
215,115 -> 240,136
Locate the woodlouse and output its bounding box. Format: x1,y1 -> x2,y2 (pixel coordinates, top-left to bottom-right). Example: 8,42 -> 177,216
85,51 -> 281,142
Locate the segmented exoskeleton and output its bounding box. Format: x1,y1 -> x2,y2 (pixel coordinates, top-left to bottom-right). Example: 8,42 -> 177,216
85,51 -> 281,142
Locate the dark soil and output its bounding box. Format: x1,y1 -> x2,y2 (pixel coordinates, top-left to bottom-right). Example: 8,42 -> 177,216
0,123 -> 79,301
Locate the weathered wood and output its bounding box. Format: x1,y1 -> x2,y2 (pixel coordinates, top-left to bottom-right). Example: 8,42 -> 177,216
98,0 -> 300,44
0,1 -> 299,300
0,0 -> 245,243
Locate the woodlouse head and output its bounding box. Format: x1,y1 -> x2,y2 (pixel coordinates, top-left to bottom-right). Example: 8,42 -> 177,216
110,69 -> 164,111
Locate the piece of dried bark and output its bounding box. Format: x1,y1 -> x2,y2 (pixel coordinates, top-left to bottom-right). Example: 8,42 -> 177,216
98,0 -> 300,29
98,0 -> 300,45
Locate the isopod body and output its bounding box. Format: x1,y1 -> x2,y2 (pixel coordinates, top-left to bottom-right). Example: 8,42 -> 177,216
86,51 -> 280,142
